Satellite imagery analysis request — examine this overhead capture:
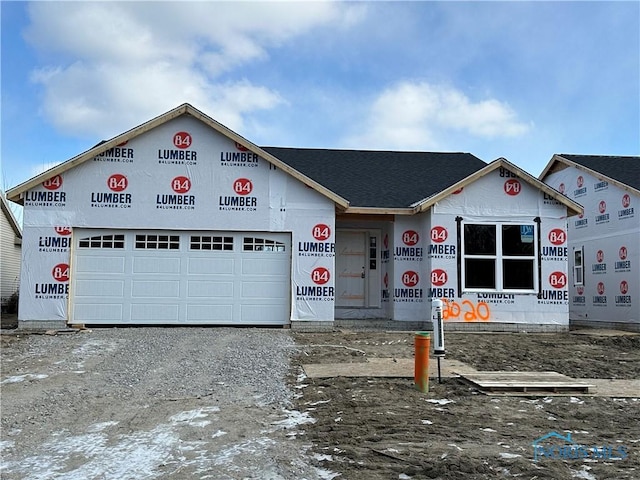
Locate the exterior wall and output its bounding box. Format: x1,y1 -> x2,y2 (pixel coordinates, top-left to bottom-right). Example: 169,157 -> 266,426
391,215 -> 429,321
1,206 -> 21,309
425,167 -> 571,327
544,168 -> 639,330
18,115 -> 336,325
334,167 -> 573,329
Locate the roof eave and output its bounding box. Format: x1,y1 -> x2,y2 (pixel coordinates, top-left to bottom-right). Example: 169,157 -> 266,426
342,206 -> 415,215
7,104 -> 191,204
185,107 -> 350,209
540,154 -> 640,196
413,157 -> 584,217
6,103 -> 350,210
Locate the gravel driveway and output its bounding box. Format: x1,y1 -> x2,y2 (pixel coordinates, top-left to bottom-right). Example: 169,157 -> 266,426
1,328 -> 331,480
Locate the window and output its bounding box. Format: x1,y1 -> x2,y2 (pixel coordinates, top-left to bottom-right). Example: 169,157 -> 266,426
190,235 -> 233,251
135,234 -> 180,250
243,237 -> 286,252
79,234 -> 125,249
369,235 -> 377,270
462,223 -> 536,292
573,247 -> 584,286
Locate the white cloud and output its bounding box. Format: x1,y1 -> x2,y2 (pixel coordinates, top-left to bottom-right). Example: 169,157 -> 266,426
24,2 -> 363,138
343,81 -> 531,150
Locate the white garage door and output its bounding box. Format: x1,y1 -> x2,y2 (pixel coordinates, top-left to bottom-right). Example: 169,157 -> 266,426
70,229 -> 291,325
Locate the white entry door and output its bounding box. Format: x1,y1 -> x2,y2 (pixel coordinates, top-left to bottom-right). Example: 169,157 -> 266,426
336,231 -> 367,307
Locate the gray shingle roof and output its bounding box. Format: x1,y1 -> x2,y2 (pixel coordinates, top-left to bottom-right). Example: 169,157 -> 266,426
261,147 -> 486,208
558,154 -> 640,191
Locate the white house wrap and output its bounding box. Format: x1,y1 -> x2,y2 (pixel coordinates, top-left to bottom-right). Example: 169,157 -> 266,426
7,104 -> 582,331
541,154 -> 639,332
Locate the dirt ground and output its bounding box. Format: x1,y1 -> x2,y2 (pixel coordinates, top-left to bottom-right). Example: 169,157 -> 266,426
289,330 -> 640,480
1,322 -> 639,479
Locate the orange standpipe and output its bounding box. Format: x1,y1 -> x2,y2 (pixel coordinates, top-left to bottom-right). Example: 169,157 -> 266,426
414,332 -> 430,393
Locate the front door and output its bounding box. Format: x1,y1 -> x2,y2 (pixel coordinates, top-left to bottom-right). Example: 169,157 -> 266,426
336,231 -> 367,307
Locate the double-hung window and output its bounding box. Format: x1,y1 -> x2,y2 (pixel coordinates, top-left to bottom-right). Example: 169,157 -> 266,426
462,223 -> 537,293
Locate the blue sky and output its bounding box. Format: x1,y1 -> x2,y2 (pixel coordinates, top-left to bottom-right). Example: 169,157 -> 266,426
2,1 -> 639,211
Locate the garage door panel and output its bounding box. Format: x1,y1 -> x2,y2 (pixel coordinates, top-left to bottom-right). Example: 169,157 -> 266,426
133,257 -> 181,274
241,257 -> 288,275
132,280 -> 180,298
71,229 -> 291,325
187,281 -> 234,297
74,304 -> 123,322
131,304 -> 179,322
187,304 -> 234,322
242,281 -> 287,299
75,280 -> 124,297
188,257 -> 235,275
75,256 -> 125,274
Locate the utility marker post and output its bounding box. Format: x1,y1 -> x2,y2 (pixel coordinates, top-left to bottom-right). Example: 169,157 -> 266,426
432,299 -> 446,383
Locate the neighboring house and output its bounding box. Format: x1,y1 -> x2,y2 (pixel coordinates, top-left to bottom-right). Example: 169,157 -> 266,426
540,154 -> 639,332
1,191 -> 22,312
6,104 -> 581,331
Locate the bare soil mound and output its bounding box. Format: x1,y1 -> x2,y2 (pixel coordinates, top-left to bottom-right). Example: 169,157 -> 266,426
289,331 -> 640,479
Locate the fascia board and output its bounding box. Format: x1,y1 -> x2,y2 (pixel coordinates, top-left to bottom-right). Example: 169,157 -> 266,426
544,154 -> 640,197
342,206 -> 415,215
7,104 -> 191,204
412,158 -> 584,217
7,103 -> 350,210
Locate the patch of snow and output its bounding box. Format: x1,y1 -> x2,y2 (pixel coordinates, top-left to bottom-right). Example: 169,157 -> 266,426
570,466 -> 596,480
1,373 -> 48,384
315,467 -> 341,479
313,453 -> 333,461
421,420 -> 433,425
170,407 -> 219,427
272,409 -> 316,429
481,428 -> 496,432
425,399 -> 454,405
499,452 -> 522,459
87,421 -> 119,433
0,439 -> 15,451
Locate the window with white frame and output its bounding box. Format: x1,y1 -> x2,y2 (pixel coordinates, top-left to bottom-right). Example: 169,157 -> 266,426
573,247 -> 584,286
135,234 -> 180,250
462,223 -> 537,292
79,234 -> 125,249
190,235 -> 233,251
243,237 -> 286,252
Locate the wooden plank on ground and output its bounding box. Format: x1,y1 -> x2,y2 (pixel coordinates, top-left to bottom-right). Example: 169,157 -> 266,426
302,358 -> 477,379
460,371 -> 594,394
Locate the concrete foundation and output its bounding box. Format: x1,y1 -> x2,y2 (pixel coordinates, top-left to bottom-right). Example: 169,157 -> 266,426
571,319 -> 640,333
334,318 -> 569,333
